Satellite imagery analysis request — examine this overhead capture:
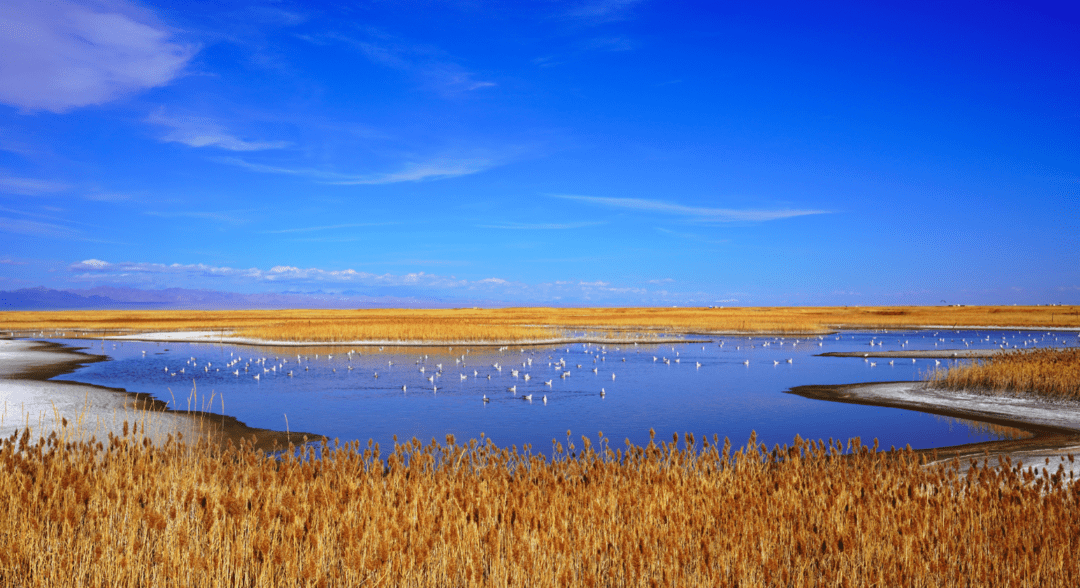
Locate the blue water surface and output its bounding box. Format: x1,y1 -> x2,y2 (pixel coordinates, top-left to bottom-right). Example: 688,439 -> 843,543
45,329 -> 1079,455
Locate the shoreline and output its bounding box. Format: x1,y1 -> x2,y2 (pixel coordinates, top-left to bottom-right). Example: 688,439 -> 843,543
0,338 -> 317,451
817,348 -> 1063,359
96,330 -> 713,347
787,381 -> 1080,474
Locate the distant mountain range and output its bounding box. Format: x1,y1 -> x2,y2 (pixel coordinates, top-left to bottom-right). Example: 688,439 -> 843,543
0,286 -> 493,310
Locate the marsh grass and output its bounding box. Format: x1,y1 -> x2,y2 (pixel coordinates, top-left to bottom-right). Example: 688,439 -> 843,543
2,424 -> 1078,587
928,348 -> 1080,400
2,305 -> 1078,343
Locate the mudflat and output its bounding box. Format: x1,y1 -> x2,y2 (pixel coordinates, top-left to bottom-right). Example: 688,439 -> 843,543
0,338 -> 313,451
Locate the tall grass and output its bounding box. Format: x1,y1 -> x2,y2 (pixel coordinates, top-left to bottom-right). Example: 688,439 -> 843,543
2,305 -> 1079,342
928,348 -> 1080,400
2,426 -> 1078,587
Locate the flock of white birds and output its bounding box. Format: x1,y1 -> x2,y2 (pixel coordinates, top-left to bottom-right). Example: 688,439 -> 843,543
139,330 -> 1080,406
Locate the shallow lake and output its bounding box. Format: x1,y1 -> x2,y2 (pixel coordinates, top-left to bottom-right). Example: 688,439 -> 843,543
46,329 -> 1079,454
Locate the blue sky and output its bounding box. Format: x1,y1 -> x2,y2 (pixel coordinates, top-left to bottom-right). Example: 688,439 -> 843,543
1,0 -> 1077,306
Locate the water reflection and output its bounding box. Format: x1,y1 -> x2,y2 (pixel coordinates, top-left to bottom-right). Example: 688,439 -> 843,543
46,328 -> 1077,455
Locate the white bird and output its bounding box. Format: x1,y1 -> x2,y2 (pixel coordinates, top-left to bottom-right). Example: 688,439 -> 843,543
786,358 -> 792,364
523,394 -> 532,401
743,360 -> 750,365
460,374 -> 468,381
523,374 -> 531,381
542,395 -> 547,403
508,385 -> 517,393
611,373 -> 616,380
402,385 -> 407,392
233,370 -> 239,376
696,362 -> 702,368
592,367 -> 598,374
600,388 -> 606,397
773,360 -> 780,365
544,380 -> 553,386
287,371 -> 294,377
483,395 -> 489,403
253,374 -> 260,381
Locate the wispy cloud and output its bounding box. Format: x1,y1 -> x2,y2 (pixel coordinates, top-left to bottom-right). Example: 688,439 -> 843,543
216,155 -> 498,185
0,0 -> 196,112
655,227 -> 729,245
263,222 -> 397,234
584,36 -> 634,52
476,221 -> 605,230
143,209 -> 254,224
552,194 -> 830,222
147,110 -> 289,151
563,0 -> 647,24
0,217 -> 78,239
315,32 -> 497,97
0,172 -> 70,196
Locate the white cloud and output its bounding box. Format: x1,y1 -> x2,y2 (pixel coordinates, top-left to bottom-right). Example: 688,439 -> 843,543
146,110 -> 289,151
0,173 -> 70,196
321,33 -> 496,97
66,259 -> 727,306
552,194 -> 830,222
216,155 -> 497,185
0,0 -> 197,112
564,0 -> 646,23
476,221 -> 604,230
263,222 -> 396,234
0,217 -> 77,238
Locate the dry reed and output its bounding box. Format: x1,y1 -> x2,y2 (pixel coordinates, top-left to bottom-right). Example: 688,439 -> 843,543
2,305 -> 1078,343
928,348 -> 1080,400
1,424 -> 1078,587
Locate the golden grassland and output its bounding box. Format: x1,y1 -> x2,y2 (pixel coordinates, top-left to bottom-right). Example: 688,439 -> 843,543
929,348 -> 1080,400
2,424 -> 1078,587
1,305 -> 1078,342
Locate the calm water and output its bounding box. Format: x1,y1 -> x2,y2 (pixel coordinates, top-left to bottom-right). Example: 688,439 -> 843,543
45,329 -> 1079,454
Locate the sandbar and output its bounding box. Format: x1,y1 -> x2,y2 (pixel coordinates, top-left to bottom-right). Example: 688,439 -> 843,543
0,338 -> 313,451
788,381 -> 1080,476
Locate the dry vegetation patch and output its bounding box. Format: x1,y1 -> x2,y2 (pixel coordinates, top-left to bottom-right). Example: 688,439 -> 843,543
929,348 -> 1080,400
1,427 -> 1078,587
2,306 -> 1078,343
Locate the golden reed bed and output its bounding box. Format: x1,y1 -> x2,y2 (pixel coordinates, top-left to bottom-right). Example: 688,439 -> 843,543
1,425 -> 1077,587
2,305 -> 1078,343
929,348 -> 1080,400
